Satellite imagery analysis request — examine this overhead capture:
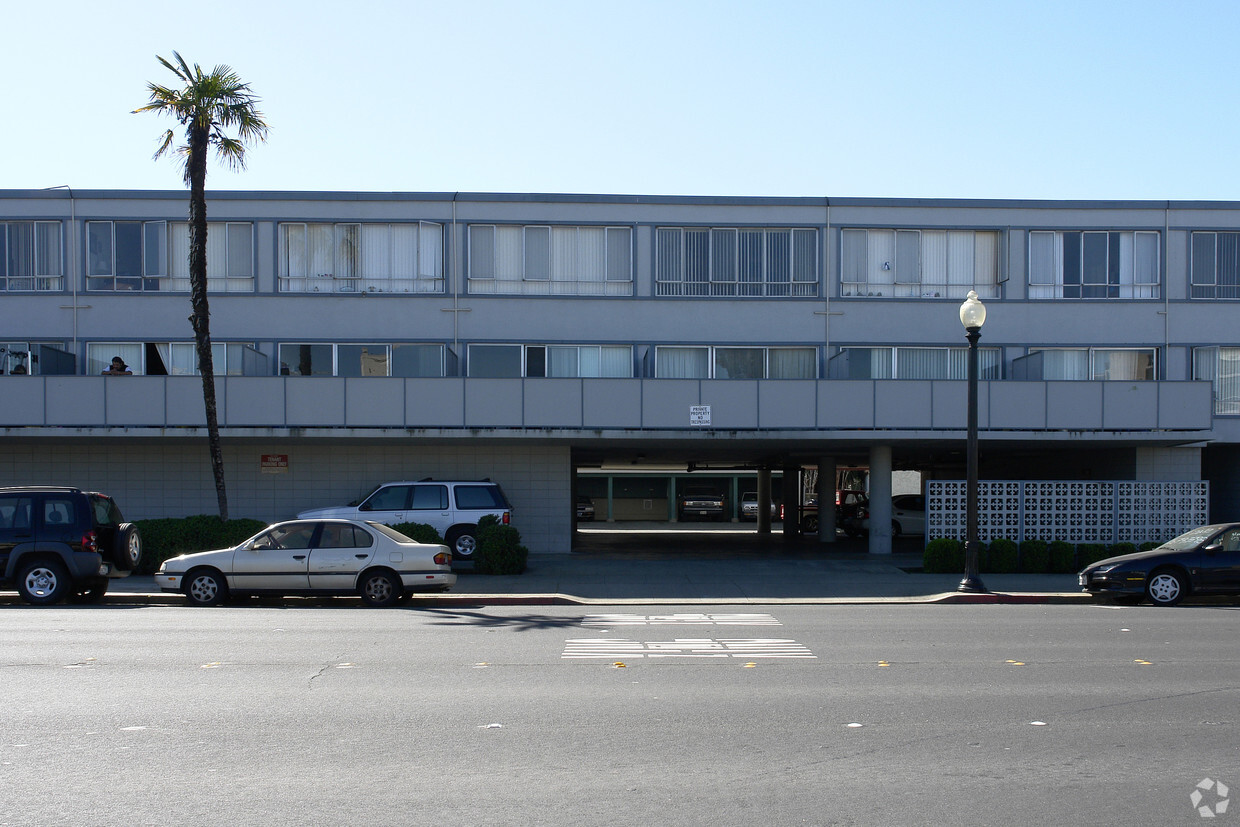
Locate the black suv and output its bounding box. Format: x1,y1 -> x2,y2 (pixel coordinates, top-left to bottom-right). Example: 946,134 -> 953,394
0,486 -> 142,605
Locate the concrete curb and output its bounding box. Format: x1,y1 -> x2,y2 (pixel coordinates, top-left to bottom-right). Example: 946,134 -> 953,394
2,590 -> 1096,607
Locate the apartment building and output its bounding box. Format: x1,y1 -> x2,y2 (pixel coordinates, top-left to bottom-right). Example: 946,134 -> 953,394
1,189 -> 1237,552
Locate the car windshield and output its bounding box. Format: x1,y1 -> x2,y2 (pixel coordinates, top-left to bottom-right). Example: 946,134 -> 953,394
1159,525 -> 1223,551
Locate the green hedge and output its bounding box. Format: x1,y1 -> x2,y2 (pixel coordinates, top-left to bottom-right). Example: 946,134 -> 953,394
389,522 -> 444,545
473,514 -> 528,575
1018,539 -> 1050,573
983,538 -> 1018,573
1048,541 -> 1077,573
133,515 -> 267,575
923,538 -> 964,573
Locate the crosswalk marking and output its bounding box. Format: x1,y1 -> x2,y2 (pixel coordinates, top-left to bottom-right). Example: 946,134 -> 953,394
563,638 -> 816,659
581,613 -> 781,626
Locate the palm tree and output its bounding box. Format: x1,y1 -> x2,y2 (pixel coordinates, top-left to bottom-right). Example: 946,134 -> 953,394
134,52 -> 269,521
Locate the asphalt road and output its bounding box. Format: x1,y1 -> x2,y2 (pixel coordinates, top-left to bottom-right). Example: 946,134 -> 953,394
1,602 -> 1237,827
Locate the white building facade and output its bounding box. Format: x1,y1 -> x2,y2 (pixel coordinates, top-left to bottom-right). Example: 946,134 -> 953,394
2,189 -> 1237,553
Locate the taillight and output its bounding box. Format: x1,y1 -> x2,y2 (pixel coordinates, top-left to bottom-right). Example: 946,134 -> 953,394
502,511 -> 510,525
81,530 -> 98,554
780,504 -> 785,519
433,551 -> 450,566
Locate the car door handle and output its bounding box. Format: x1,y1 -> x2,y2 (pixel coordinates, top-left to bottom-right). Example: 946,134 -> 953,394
355,554 -> 368,559
293,555 -> 307,560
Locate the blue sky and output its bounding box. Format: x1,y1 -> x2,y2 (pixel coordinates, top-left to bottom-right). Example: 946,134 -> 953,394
6,0 -> 1238,199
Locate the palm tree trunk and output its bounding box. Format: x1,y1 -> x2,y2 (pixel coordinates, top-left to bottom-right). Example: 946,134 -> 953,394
187,123 -> 229,521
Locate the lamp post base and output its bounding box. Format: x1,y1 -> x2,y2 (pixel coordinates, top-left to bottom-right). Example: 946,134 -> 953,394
957,539 -> 989,593
957,574 -> 989,594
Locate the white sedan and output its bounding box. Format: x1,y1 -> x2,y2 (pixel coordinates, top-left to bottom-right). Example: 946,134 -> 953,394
156,519 -> 456,607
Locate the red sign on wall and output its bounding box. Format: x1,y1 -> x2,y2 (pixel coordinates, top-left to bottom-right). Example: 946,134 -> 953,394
260,454 -> 289,474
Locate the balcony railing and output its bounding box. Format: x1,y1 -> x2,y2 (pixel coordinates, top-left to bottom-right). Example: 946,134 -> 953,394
0,376 -> 1215,434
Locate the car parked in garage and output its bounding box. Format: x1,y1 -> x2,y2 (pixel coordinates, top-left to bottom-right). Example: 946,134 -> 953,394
740,491 -> 778,521
1078,523 -> 1240,605
0,485 -> 142,604
297,479 -> 511,562
156,518 -> 455,607
677,486 -> 727,522
576,496 -> 596,521
854,494 -> 926,537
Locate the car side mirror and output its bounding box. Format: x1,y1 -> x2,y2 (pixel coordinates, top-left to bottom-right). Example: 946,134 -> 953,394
1203,542 -> 1222,552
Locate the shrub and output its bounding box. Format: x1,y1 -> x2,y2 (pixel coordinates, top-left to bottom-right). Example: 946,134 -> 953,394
1076,543 -> 1110,567
1106,542 -> 1138,560
1048,541 -> 1076,573
1019,539 -> 1050,573
1138,541 -> 1161,551
473,515 -> 528,575
923,537 -> 963,573
390,522 -> 444,545
134,515 -> 267,574
984,538 -> 1018,573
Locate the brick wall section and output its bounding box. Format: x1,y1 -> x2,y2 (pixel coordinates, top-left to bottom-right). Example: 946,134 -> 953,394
0,441 -> 573,553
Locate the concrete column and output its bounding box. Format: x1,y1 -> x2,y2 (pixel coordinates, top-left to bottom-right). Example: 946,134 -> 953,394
756,468 -> 772,535
817,457 -> 836,543
782,465 -> 800,538
868,445 -> 893,555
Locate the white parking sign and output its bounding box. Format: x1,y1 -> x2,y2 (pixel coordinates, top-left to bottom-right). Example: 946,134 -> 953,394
689,405 -> 711,427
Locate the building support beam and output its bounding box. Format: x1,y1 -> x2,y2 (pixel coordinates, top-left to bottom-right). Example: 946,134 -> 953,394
817,457 -> 836,543
868,445 -> 893,555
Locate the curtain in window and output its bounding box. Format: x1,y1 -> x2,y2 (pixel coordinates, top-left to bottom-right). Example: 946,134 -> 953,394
868,348 -> 893,378
656,228 -> 681,288
657,347 -> 709,378
684,230 -> 709,295
972,231 -> 998,298
35,223 -> 61,277
88,343 -> 143,375
739,230 -> 764,296
1093,350 -> 1148,380
1028,231 -> 1057,298
768,347 -> 816,378
711,229 -> 737,290
1037,350 -> 1089,380
547,346 -> 580,377
792,229 -> 817,284
598,345 -> 631,377
361,225 -> 389,280
866,230 -> 894,293
1220,348 -> 1240,414
897,348 -> 949,379
919,230 -> 948,292
551,227 -> 578,282
494,226 -> 522,280
469,345 -> 522,377
577,227 -> 606,283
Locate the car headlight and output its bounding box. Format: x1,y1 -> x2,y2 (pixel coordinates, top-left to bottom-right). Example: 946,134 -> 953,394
1093,564 -> 1120,574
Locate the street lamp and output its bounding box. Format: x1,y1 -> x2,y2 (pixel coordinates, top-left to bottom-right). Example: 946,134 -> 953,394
958,290 -> 988,593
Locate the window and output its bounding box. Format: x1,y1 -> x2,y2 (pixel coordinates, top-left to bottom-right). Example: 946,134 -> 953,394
1027,348 -> 1156,381
656,227 -> 817,297
87,221 -> 253,292
831,347 -> 1001,380
841,229 -> 999,299
1194,347 -> 1240,414
526,345 -> 632,378
1028,231 -> 1159,299
278,343 -> 446,377
655,346 -> 817,378
468,344 -> 633,378
1,221 -> 62,291
1190,232 -> 1240,299
86,342 -> 256,376
279,222 -> 443,294
468,225 -> 632,296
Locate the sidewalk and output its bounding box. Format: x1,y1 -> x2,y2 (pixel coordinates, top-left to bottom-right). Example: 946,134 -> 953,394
96,526 -> 1090,606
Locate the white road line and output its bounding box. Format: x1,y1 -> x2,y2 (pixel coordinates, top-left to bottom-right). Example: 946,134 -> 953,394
562,638 -> 816,659
581,613 -> 782,626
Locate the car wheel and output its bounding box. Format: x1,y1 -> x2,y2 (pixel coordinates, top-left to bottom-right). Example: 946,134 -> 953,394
447,527 -> 477,559
185,569 -> 227,606
892,521 -> 902,538
69,576 -> 110,604
1146,568 -> 1187,606
359,570 -> 401,608
111,523 -> 142,572
803,515 -> 819,533
18,559 -> 71,605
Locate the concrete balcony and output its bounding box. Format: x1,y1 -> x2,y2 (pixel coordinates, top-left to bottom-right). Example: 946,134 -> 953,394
0,376 -> 1216,437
